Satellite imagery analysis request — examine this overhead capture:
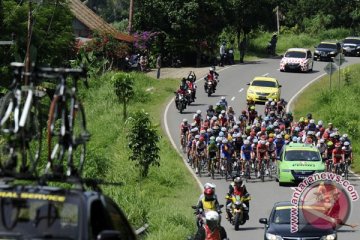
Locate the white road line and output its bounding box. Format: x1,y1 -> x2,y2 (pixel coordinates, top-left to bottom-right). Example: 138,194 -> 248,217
262,73 -> 269,76
231,96 -> 235,101
239,88 -> 244,93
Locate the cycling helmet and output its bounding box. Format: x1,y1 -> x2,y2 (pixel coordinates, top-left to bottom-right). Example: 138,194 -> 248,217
319,139 -> 325,143
285,134 -> 290,140
216,137 -> 222,143
299,117 -> 304,122
269,125 -> 274,129
310,119 -> 315,124
221,127 -> 227,132
264,116 -> 269,121
233,125 -> 239,130
327,141 -> 333,146
196,110 -> 202,115
232,133 -> 237,138
212,116 -> 217,121
222,139 -> 228,144
318,120 -> 323,126
253,139 -> 259,143
183,118 -> 188,123
195,135 -> 200,139
265,101 -> 269,105
330,133 -> 335,138
343,134 -> 348,138
268,98 -> 273,102
269,133 -> 275,138
294,127 -> 300,132
342,146 -> 346,150
260,140 -> 266,145
191,122 -> 197,127
292,136 -> 298,142
210,136 -> 216,141
221,110 -> 226,114
219,132 -> 224,137
250,106 -> 255,110
344,141 -> 350,146
221,96 -> 226,100
271,102 -> 275,106
199,136 -> 205,142
207,128 -> 212,133
200,129 -> 206,134
276,134 -> 282,139
244,140 -> 250,145
205,211 -> 219,231
212,125 -> 219,130
273,122 -> 279,127
339,137 -> 345,142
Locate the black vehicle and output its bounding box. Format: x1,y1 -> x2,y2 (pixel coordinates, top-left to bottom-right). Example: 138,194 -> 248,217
342,37 -> 360,56
259,201 -> 337,240
314,42 -> 342,61
204,77 -> 216,97
174,92 -> 187,113
0,177 -> 139,240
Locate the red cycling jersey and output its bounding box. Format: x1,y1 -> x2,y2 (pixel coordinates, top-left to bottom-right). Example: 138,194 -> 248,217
332,149 -> 344,164
257,144 -> 268,160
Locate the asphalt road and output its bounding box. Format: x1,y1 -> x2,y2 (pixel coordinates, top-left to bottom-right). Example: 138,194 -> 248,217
164,57 -> 360,240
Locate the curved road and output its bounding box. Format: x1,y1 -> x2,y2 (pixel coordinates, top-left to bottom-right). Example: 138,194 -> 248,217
164,57 -> 360,239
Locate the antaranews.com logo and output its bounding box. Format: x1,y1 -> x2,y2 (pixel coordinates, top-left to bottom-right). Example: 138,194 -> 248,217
290,172 -> 359,233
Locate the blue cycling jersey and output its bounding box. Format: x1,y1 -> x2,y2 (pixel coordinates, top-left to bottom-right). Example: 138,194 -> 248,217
241,145 -> 252,160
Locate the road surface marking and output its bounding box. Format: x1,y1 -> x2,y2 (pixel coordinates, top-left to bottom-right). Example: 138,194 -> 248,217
239,88 -> 244,93
262,73 -> 269,76
231,96 -> 235,101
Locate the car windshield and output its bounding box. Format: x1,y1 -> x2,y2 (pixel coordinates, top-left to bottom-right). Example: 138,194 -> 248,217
251,80 -> 277,88
272,208 -> 291,224
285,150 -> 321,161
285,51 -> 306,58
0,194 -> 80,239
317,44 -> 336,49
343,39 -> 360,44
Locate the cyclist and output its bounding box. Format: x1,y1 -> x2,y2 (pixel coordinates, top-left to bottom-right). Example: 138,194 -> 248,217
257,140 -> 269,178
194,210 -> 227,240
219,96 -> 228,109
317,138 -> 328,160
207,137 -> 219,176
248,106 -> 258,126
207,105 -> 216,120
241,140 -> 253,177
267,138 -> 276,169
180,119 -> 190,149
221,138 -> 232,177
332,142 -> 344,175
274,134 -> 285,158
193,110 -> 203,128
277,98 -> 286,115
196,136 -> 207,174
343,141 -> 353,164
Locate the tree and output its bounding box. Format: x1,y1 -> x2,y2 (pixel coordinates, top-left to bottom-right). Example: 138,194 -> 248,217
111,72 -> 135,120
126,110 -> 160,178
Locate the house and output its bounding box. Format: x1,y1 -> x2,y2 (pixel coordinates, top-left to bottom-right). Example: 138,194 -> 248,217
68,0 -> 134,43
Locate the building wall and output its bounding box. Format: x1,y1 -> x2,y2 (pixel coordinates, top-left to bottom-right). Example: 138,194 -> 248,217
72,19 -> 91,38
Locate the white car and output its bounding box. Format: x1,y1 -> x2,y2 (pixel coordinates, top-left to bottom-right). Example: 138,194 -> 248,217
280,48 -> 313,72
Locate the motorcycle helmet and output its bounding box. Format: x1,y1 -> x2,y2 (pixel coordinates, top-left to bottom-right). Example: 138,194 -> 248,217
196,110 -> 202,115
183,118 -> 188,123
234,177 -> 243,187
209,67 -> 214,72
209,105 -> 213,109
204,187 -> 214,199
221,96 -> 226,101
205,211 -> 220,231
344,141 -> 350,146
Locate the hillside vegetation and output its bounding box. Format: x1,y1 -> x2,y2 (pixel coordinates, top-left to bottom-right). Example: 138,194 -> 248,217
292,64 -> 360,173
81,72 -> 199,239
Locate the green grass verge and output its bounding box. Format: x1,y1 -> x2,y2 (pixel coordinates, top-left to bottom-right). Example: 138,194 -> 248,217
291,64 -> 360,173
81,72 -> 199,239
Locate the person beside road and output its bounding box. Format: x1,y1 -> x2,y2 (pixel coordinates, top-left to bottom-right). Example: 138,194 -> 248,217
156,54 -> 162,79
219,42 -> 226,67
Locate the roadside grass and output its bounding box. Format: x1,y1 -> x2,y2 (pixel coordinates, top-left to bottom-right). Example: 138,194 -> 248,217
82,72 -> 199,239
291,64 -> 360,173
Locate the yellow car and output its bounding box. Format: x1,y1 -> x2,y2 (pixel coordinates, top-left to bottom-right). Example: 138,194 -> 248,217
246,76 -> 282,103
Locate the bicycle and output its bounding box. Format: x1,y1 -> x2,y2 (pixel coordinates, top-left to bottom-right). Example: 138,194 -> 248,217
41,67 -> 90,177
258,159 -> 266,182
343,158 -> 351,180
0,63 -> 46,177
180,132 -> 188,153
243,159 -> 251,182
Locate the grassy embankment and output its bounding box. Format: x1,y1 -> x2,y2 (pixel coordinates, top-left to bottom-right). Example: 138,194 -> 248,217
291,64 -> 360,173
81,72 -> 199,240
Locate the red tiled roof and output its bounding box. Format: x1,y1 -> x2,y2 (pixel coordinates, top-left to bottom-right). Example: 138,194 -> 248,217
68,0 -> 134,43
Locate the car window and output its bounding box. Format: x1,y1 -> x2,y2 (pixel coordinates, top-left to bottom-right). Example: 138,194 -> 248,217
272,208 -> 290,224
0,195 -> 80,239
317,44 -> 337,49
285,150 -> 320,161
343,39 -> 360,44
251,80 -> 276,87
307,51 -> 312,58
105,198 -> 137,240
90,199 -> 114,239
285,51 -> 306,58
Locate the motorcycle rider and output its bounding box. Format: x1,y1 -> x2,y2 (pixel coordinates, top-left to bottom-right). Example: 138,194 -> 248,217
219,96 -> 228,109
269,33 -> 277,55
226,177 -> 250,220
175,85 -> 187,108
205,67 -> 219,91
194,211 -> 227,240
196,186 -> 221,214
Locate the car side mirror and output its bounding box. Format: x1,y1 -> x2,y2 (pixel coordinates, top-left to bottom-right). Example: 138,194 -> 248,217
246,83 -> 250,85
259,218 -> 268,224
97,230 -> 122,240
278,85 -> 282,88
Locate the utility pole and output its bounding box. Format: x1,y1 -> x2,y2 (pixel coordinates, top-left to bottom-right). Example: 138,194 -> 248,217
276,6 -> 280,35
128,0 -> 134,33
25,0 -> 33,85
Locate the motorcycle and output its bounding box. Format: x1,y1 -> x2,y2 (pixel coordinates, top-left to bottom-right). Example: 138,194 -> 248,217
225,193 -> 251,230
191,204 -> 224,229
125,54 -> 140,71
204,76 -> 218,97
174,92 -> 187,113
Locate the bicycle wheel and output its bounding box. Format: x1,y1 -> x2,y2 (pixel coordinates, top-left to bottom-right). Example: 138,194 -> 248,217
211,159 -> 215,179
47,95 -> 88,177
260,162 -> 265,182
344,161 -> 349,180
197,157 -> 202,177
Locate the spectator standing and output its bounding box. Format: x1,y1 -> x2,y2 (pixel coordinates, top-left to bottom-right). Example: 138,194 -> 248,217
239,37 -> 246,63
219,42 -> 226,67
156,54 -> 162,79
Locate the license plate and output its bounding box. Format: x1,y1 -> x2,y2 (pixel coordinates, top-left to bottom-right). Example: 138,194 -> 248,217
297,176 -> 306,179
258,96 -> 266,100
